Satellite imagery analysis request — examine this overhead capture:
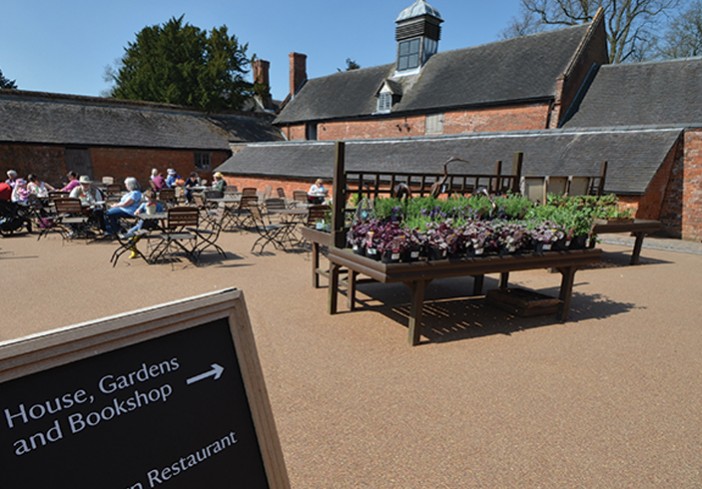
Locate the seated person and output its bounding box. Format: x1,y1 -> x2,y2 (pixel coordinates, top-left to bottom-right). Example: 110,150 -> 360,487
120,190 -> 165,239
151,171 -> 166,192
105,177 -> 142,235
27,174 -> 55,199
165,169 -> 180,188
61,171 -> 81,193
5,170 -> 18,188
211,172 -> 227,194
0,182 -> 11,201
183,172 -> 201,203
69,175 -> 104,206
10,179 -> 30,204
307,178 -> 328,204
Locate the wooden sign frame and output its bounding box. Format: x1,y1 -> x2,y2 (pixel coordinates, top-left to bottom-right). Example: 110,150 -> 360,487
0,288 -> 290,489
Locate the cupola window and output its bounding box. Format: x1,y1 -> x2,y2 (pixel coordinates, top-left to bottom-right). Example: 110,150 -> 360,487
398,38 -> 421,71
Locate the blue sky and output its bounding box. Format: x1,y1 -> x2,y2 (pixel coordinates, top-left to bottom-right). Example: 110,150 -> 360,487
1,0 -> 523,101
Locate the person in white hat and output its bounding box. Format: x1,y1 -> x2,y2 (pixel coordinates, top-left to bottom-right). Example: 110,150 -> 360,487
165,168 -> 180,188
70,175 -> 104,206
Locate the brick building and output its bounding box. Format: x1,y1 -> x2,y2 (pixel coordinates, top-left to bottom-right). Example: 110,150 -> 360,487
0,89 -> 282,188
216,0 -> 702,241
274,1 -> 607,141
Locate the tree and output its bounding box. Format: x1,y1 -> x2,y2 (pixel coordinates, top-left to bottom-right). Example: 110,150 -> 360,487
501,0 -> 680,63
0,68 -> 17,89
338,58 -> 361,72
108,15 -> 252,112
656,0 -> 702,58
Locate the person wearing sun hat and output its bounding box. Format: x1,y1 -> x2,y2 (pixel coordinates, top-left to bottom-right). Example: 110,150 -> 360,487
165,168 -> 180,188
70,175 -> 104,205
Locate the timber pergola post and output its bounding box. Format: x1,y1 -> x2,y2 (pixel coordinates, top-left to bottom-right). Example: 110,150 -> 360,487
331,141 -> 347,249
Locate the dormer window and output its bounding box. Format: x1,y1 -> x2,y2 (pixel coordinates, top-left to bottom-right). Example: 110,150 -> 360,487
377,92 -> 393,113
398,38 -> 421,71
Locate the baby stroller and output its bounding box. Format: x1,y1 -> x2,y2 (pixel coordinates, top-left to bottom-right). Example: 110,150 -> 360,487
0,201 -> 32,237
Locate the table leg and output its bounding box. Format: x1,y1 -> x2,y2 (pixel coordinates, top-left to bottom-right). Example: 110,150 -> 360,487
328,262 -> 340,314
630,232 -> 645,265
407,280 -> 427,346
311,241 -> 320,288
347,270 -> 358,310
499,272 -> 510,289
557,266 -> 577,321
472,274 -> 484,295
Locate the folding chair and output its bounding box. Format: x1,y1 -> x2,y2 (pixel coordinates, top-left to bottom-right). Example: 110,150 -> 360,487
223,195 -> 258,230
148,207 -> 200,264
158,188 -> 177,207
292,190 -> 308,207
248,206 -> 297,254
191,206 -> 227,260
110,229 -> 150,267
276,187 -> 286,199
241,187 -> 258,197
263,198 -> 287,221
52,198 -> 91,241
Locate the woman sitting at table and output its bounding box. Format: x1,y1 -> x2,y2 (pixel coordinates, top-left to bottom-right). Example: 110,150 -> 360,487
105,177 -> 142,236
307,178 -> 328,204
27,174 -> 55,199
211,172 -> 227,193
10,178 -> 30,205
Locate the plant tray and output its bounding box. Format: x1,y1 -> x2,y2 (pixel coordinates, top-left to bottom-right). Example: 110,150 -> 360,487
486,287 -> 561,317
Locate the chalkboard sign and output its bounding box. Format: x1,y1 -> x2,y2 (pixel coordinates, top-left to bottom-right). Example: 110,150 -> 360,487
0,289 -> 289,489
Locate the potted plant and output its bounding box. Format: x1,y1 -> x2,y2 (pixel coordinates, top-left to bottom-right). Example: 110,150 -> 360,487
529,220 -> 565,254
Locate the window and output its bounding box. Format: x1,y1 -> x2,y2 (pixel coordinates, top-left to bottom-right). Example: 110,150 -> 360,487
377,92 -> 393,113
194,152 -> 211,170
397,38 -> 421,71
305,123 -> 318,141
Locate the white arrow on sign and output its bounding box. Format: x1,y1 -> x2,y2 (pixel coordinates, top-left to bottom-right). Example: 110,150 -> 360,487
186,363 -> 225,385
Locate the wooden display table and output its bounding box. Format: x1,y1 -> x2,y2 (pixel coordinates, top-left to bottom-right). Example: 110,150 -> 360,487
326,248 -> 603,346
591,219 -> 661,265
300,226 -> 333,288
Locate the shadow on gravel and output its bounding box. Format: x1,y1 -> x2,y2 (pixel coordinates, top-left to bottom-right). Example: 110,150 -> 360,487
341,276 -> 637,345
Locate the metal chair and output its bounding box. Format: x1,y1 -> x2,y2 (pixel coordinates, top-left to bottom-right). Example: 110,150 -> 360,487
248,205 -> 297,254
148,207 -> 200,264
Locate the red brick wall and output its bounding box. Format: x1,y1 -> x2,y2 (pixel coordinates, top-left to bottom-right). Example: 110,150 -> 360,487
443,104 -> 550,134
280,104 -> 550,141
90,147 -> 229,187
682,129 -> 702,241
0,143 -> 229,189
222,175 -> 332,200
659,135 -> 686,238
0,144 -> 66,187
636,136 -> 681,224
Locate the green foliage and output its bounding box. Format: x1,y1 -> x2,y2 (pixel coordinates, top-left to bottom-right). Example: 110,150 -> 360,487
0,68 -> 17,89
109,15 -> 253,111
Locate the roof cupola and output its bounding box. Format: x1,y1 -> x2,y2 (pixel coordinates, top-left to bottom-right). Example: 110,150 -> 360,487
395,0 -> 443,74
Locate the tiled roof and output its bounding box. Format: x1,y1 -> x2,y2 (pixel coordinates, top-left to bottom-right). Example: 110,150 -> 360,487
215,128 -> 682,194
0,90 -> 283,149
275,24 -> 591,124
562,58 -> 702,128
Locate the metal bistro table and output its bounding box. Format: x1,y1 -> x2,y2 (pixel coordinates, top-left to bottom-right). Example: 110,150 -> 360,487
327,247 -> 603,346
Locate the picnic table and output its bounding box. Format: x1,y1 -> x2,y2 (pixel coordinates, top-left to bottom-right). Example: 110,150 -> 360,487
326,247 -> 603,346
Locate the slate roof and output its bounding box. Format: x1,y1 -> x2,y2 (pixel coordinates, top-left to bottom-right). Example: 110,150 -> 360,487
0,90 -> 283,149
562,58 -> 702,128
215,128 -> 682,194
275,24 -> 591,124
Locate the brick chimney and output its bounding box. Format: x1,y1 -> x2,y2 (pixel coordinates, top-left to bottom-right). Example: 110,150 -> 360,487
289,52 -> 307,98
253,59 -> 273,109
253,59 -> 270,87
